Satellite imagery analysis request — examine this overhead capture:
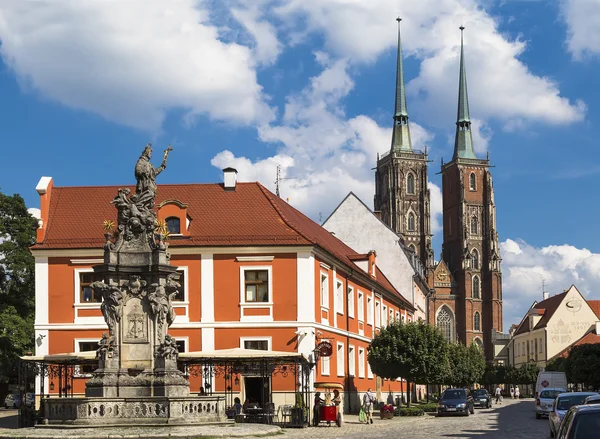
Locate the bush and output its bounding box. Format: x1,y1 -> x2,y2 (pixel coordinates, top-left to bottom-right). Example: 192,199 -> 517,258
417,402 -> 438,413
399,407 -> 424,417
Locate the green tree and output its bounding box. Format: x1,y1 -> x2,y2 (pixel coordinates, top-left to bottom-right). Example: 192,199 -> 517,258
566,344 -> 600,390
443,342 -> 486,387
0,191 -> 38,381
545,356 -> 568,373
368,321 -> 449,406
516,361 -> 540,388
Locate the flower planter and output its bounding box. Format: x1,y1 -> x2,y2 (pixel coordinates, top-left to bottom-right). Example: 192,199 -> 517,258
380,411 -> 394,419
380,403 -> 394,419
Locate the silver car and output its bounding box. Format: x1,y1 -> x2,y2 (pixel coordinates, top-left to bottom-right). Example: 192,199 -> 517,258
549,392 -> 598,437
536,388 -> 566,419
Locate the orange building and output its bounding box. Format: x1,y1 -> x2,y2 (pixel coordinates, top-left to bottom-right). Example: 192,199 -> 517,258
31,170 -> 414,411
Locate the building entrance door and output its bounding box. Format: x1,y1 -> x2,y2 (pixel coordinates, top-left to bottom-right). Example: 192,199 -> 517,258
244,377 -> 270,407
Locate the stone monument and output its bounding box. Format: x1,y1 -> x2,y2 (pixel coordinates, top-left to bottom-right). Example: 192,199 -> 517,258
44,144 -> 224,425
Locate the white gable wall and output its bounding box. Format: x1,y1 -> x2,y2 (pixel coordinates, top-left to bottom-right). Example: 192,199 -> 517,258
323,194 -> 426,320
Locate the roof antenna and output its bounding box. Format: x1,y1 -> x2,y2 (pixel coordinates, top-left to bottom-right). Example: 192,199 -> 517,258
274,164 -> 295,197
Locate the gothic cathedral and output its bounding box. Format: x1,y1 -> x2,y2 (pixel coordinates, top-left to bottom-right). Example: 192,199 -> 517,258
374,22 -> 503,360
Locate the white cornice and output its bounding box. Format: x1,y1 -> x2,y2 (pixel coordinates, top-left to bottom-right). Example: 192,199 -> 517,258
236,256 -> 275,262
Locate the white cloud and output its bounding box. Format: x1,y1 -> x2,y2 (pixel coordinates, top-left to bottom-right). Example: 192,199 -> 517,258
275,0 -> 585,130
501,238 -> 600,328
0,0 -> 274,130
428,182 -> 443,234
561,0 -> 600,60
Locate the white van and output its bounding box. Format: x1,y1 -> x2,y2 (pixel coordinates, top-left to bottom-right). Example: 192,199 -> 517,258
536,371 -> 567,397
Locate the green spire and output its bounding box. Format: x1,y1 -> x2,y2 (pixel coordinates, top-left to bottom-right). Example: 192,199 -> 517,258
453,26 -> 477,160
391,17 -> 412,152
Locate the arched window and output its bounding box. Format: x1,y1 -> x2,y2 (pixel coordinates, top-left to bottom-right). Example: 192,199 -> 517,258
470,215 -> 478,235
166,217 -> 181,234
472,249 -> 479,270
408,244 -> 416,253
407,173 -> 415,194
474,312 -> 481,331
407,213 -> 415,232
474,337 -> 483,349
469,172 -> 476,191
436,306 -> 454,343
472,275 -> 480,299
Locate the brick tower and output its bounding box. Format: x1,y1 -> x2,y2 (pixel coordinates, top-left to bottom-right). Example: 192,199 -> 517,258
374,18 -> 434,269
440,27 -> 503,360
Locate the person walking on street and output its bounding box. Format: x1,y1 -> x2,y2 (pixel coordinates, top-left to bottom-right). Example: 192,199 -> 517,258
363,388 -> 375,424
515,386 -> 520,399
510,387 -> 515,399
495,385 -> 502,404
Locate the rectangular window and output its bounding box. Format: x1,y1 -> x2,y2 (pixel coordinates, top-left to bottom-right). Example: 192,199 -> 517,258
357,291 -> 364,322
367,296 -> 373,325
539,338 -> 543,353
337,343 -> 344,377
244,340 -> 269,350
401,314 -> 406,323
517,342 -> 520,357
79,272 -> 101,303
320,273 -> 329,308
382,305 -> 388,327
390,308 -> 394,324
321,356 -> 330,376
244,270 -> 269,302
358,348 -> 365,378
348,286 -> 354,318
336,280 -> 344,315
375,301 -> 381,328
78,341 -> 99,374
395,311 -> 400,322
367,361 -> 373,379
348,345 -> 355,377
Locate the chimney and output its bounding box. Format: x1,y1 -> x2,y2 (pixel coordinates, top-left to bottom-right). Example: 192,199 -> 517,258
543,291 -> 549,301
35,176 -> 53,243
368,250 -> 377,278
374,211 -> 382,220
223,167 -> 238,190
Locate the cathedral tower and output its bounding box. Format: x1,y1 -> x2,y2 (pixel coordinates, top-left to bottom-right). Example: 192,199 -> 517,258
440,27 -> 503,360
375,18 -> 434,268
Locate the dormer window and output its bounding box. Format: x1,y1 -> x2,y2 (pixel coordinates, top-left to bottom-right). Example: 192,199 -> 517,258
407,173 -> 415,195
469,172 -> 476,191
166,217 -> 181,234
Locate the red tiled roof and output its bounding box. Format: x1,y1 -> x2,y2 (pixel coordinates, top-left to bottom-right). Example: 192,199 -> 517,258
513,292 -> 567,336
588,300 -> 600,319
33,182 -> 413,310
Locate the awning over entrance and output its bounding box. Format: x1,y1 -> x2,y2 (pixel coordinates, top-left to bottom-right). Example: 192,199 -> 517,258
179,348 -> 309,363
20,350 -> 97,364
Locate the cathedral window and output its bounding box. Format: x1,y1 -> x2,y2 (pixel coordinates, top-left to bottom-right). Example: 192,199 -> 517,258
472,275 -> 481,299
469,172 -> 476,191
407,173 -> 415,195
471,249 -> 479,270
407,213 -> 416,232
408,244 -> 416,253
436,306 -> 454,343
474,312 -> 481,331
470,215 -> 478,235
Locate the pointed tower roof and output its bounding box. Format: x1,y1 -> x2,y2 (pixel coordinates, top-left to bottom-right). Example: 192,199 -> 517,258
391,18 -> 413,152
453,26 -> 477,160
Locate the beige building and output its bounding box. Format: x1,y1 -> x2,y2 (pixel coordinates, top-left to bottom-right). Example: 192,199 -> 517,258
508,285 -> 600,369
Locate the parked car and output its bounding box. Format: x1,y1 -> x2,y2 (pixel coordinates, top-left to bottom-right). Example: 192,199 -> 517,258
549,392 -> 598,437
536,371 -> 568,398
555,404 -> 600,438
3,394 -> 19,409
536,388 -> 567,419
437,388 -> 474,416
472,389 -> 492,409
583,394 -> 600,405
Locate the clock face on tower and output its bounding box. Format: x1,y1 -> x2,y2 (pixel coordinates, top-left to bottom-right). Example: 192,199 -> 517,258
437,270 -> 447,281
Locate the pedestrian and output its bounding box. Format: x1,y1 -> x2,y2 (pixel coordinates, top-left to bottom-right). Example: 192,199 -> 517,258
495,385 -> 502,404
363,388 -> 375,424
510,387 -> 515,399
515,386 -> 520,399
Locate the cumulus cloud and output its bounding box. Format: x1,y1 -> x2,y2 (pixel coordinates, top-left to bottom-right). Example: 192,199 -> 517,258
0,0 -> 274,130
275,0 -> 585,130
561,0 -> 600,60
501,238 -> 600,328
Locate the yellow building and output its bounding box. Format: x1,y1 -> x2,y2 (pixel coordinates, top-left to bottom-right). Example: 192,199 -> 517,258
508,285 -> 600,369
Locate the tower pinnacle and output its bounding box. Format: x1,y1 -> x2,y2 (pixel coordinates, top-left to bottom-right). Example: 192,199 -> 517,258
391,17 -> 413,152
453,26 -> 477,160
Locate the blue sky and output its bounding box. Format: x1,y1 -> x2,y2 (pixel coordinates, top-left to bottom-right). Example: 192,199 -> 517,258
1,0 -> 600,328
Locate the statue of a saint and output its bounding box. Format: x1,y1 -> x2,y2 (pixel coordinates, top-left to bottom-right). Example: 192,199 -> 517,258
133,143 -> 172,208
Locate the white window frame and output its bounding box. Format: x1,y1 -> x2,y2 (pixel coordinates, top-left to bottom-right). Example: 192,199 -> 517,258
539,337 -> 543,353
382,305 -> 388,327
348,345 -> 355,377
395,311 -> 400,322
240,336 -> 272,351
336,279 -> 344,315
337,342 -> 345,377
347,286 -> 354,318
74,338 -> 100,377
358,347 -> 365,378
320,272 -> 329,309
367,361 -> 374,379
240,266 -> 273,322
375,300 -> 381,328
321,356 -> 330,376
367,295 -> 374,326
74,268 -> 105,324
390,308 -> 394,324
357,291 -> 364,322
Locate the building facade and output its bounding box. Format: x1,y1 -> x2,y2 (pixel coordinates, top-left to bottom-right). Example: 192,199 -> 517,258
32,171 -> 414,411
374,24 -> 503,360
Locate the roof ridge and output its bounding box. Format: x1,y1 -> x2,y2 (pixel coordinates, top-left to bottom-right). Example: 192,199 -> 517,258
255,183 -> 316,245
